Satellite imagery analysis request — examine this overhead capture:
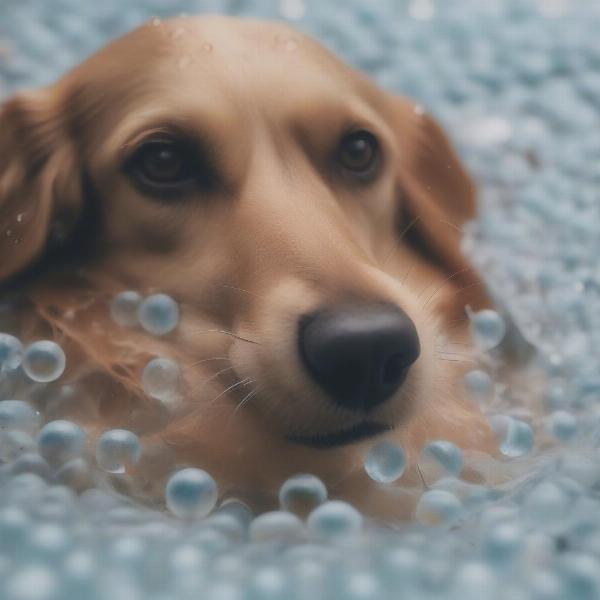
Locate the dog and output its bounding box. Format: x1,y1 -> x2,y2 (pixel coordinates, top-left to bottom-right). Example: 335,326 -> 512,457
0,16 -> 495,517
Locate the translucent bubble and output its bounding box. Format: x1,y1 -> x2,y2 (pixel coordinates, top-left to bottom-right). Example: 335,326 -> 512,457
142,357 -> 180,401
5,564 -> 60,600
481,521 -> 524,568
96,429 -> 141,474
415,490 -> 462,526
55,458 -> 91,492
22,341 -> 66,383
279,474 -> 327,515
524,481 -> 571,532
468,308 -> 507,351
0,333 -> 23,372
307,500 -> 363,541
364,441 -> 406,484
547,410 -> 577,441
10,453 -> 50,479
138,294 -> 179,336
464,370 -> 494,403
249,511 -> 305,543
420,440 -> 464,480
36,420 -> 85,465
166,468 -> 218,519
491,416 -> 535,458
110,291 -> 142,327
0,431 -> 35,462
0,400 -> 40,434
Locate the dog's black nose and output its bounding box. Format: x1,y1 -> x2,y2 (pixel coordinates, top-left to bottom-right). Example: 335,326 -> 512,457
298,303 -> 420,411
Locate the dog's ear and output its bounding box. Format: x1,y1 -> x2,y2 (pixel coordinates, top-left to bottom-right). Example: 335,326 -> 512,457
0,89 -> 81,284
390,97 -> 490,311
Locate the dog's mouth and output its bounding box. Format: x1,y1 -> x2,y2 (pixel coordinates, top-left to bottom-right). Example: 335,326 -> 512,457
286,421 -> 393,449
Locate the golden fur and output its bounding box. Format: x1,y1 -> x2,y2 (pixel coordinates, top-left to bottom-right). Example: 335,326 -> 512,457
0,16 -> 494,517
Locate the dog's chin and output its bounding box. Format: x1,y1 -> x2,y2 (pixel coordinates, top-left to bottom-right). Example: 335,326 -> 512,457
286,421 -> 393,449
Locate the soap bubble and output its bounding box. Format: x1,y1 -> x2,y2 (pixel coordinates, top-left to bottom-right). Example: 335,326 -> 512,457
547,410 -> 577,441
364,441 -> 406,484
36,420 -> 85,466
142,358 -> 180,401
464,370 -> 494,403
420,440 -> 464,480
307,500 -> 363,541
0,401 -> 40,434
22,341 -> 66,383
5,564 -> 60,600
415,490 -> 462,526
96,429 -> 141,474
490,415 -> 534,458
481,521 -> 524,568
278,474 -> 327,516
0,333 -> 23,372
110,291 -> 142,327
138,294 -> 179,336
249,511 -> 305,543
468,309 -> 507,351
166,468 -> 218,519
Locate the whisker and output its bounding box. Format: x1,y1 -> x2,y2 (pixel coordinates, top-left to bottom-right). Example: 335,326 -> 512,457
233,384 -> 261,416
203,376 -> 253,411
217,284 -> 263,300
187,328 -> 260,345
381,215 -> 421,268
419,267 -> 470,304
183,356 -> 231,371
188,365 -> 239,400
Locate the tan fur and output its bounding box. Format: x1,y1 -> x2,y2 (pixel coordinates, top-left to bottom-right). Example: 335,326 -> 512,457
0,16 -> 494,518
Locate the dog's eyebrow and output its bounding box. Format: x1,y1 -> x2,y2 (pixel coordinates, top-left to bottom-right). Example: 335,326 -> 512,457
117,119 -> 223,166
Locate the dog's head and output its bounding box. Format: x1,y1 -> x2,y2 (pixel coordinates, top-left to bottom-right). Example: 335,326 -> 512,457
0,17 -> 489,487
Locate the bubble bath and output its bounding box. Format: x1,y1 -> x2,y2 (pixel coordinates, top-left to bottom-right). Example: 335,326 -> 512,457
1,0 -> 600,599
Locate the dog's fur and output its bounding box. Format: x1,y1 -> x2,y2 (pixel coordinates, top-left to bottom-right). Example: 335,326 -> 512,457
0,16 -> 495,517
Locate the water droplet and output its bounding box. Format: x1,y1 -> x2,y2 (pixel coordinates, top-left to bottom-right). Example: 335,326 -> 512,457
22,341 -> 66,383
96,429 -> 141,474
364,441 -> 406,484
166,468 -> 218,519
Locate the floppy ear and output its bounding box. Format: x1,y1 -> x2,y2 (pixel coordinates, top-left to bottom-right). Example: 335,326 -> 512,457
0,89 -> 81,284
391,98 -> 490,311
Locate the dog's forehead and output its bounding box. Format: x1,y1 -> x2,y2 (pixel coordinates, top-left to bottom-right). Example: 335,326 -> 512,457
70,16 -> 374,109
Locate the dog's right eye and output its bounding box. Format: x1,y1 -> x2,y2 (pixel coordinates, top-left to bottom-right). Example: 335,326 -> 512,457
125,140 -> 198,197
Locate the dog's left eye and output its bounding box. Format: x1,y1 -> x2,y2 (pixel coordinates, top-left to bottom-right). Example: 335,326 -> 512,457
338,130 -> 380,178
125,140 -> 198,196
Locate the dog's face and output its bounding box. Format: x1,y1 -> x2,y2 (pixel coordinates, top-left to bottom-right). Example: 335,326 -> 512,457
0,17 -> 489,494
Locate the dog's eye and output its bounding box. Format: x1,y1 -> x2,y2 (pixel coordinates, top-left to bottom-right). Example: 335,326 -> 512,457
338,130 -> 380,178
125,140 -> 197,196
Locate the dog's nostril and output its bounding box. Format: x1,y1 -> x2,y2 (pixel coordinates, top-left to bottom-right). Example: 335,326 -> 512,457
298,303 -> 420,412
381,353 -> 406,387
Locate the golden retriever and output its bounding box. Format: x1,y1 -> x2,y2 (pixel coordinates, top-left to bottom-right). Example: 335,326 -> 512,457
0,16 -> 494,517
